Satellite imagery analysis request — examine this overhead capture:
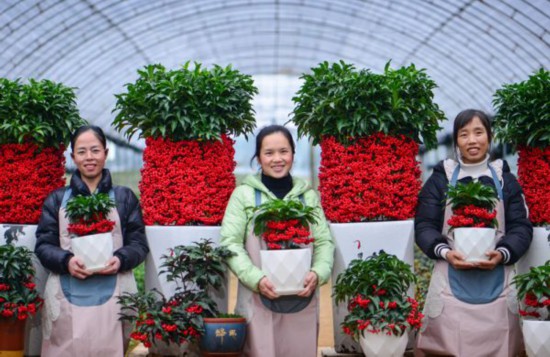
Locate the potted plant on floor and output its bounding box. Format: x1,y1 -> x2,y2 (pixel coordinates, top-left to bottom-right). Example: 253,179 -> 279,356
492,68 -> 550,274
249,199 -> 318,295
112,62 -> 258,323
0,244 -> 43,356
291,60 -> 444,352
446,181 -> 499,261
0,77 -> 85,355
118,239 -> 243,356
512,260 -> 550,357
65,193 -> 116,272
333,250 -> 423,356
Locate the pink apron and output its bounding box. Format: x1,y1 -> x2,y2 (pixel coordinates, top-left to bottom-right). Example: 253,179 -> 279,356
415,164 -> 522,356
41,189 -> 136,357
235,194 -> 319,357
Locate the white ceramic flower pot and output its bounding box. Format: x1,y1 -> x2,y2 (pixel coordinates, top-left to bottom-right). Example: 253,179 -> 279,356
516,227 -> 550,276
359,331 -> 408,357
71,232 -> 113,272
1,224 -> 46,356
260,248 -> 311,295
453,227 -> 496,262
522,320 -> 550,357
330,220 -> 415,353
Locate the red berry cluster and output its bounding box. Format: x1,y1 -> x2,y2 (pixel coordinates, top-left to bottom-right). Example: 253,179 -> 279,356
262,219 -> 314,250
447,204 -> 497,228
0,278 -> 43,320
67,219 -> 115,236
139,135 -> 236,226
0,143 -> 65,224
319,133 -> 421,223
517,146 -> 550,226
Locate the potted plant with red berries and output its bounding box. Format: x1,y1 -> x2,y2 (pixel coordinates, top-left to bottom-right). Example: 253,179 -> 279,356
117,239 -> 242,356
492,68 -> 550,275
0,77 -> 85,355
333,250 -> 422,356
0,244 -> 43,356
512,260 -> 550,356
65,193 -> 116,272
249,199 -> 319,295
291,60 -> 444,352
446,181 -> 499,262
112,62 -> 257,322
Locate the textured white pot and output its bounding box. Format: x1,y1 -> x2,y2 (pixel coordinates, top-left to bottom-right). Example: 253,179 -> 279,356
359,331 -> 408,357
453,227 -> 496,262
71,232 -> 113,272
522,320 -> 550,357
516,227 -> 550,276
260,248 -> 311,295
1,224 -> 46,357
330,220 -> 414,354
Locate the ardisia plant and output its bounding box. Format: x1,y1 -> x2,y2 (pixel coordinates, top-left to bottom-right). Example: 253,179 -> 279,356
513,261 -> 550,320
118,239 -> 234,348
0,78 -> 85,224
113,62 -> 257,226
65,194 -> 116,236
446,181 -> 499,229
0,244 -> 43,320
249,199 -> 319,250
333,251 -> 422,339
492,69 -> 550,226
291,60 -> 444,223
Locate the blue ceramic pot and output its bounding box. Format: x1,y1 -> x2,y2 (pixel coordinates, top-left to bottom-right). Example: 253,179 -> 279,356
199,317 -> 246,356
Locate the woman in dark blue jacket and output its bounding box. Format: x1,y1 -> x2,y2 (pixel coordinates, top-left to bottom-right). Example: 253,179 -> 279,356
35,125 -> 148,356
415,109 -> 532,356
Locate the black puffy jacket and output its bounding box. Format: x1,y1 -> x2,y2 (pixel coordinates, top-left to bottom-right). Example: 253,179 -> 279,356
35,169 -> 149,274
415,160 -> 532,264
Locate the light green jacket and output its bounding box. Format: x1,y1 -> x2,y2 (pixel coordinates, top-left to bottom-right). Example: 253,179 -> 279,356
220,174 -> 335,292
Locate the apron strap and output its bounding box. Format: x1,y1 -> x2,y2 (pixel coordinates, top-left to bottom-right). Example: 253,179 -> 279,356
450,164 -> 503,200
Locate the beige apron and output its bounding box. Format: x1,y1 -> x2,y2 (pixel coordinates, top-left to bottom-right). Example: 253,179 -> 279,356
235,227 -> 319,357
41,189 -> 136,357
415,165 -> 522,357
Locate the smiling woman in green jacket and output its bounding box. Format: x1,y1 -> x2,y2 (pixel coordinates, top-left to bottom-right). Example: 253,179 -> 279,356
220,125 -> 335,357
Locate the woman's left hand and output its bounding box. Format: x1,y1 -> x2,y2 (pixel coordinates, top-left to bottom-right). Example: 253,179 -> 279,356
476,250 -> 503,270
96,256 -> 121,275
297,271 -> 318,297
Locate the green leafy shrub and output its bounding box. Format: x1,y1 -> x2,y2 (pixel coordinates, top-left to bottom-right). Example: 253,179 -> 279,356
291,60 -> 445,148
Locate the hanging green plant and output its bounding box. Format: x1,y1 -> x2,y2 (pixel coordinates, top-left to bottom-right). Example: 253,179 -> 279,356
112,62 -> 258,141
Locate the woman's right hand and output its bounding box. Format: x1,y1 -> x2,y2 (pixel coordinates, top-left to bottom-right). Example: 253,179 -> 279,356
68,256 -> 92,279
445,250 -> 477,270
258,277 -> 279,299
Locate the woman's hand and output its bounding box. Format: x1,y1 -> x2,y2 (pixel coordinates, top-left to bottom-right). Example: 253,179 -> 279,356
297,271 -> 318,297
445,250 -> 478,270
258,276 -> 279,299
96,256 -> 121,275
476,250 -> 503,270
68,256 -> 92,279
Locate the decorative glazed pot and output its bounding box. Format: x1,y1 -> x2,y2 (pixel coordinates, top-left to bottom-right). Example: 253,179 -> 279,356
199,317 -> 247,357
453,227 -> 497,262
0,317 -> 26,357
260,248 -> 311,295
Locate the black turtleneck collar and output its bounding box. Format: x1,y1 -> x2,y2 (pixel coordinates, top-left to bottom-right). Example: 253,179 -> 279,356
261,172 -> 293,199
70,169 -> 113,195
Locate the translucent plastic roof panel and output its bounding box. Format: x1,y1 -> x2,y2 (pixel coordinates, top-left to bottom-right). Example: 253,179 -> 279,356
0,0 -> 548,143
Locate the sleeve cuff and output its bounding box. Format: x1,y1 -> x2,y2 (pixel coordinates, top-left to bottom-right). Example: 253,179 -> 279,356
434,243 -> 451,260
497,247 -> 510,264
